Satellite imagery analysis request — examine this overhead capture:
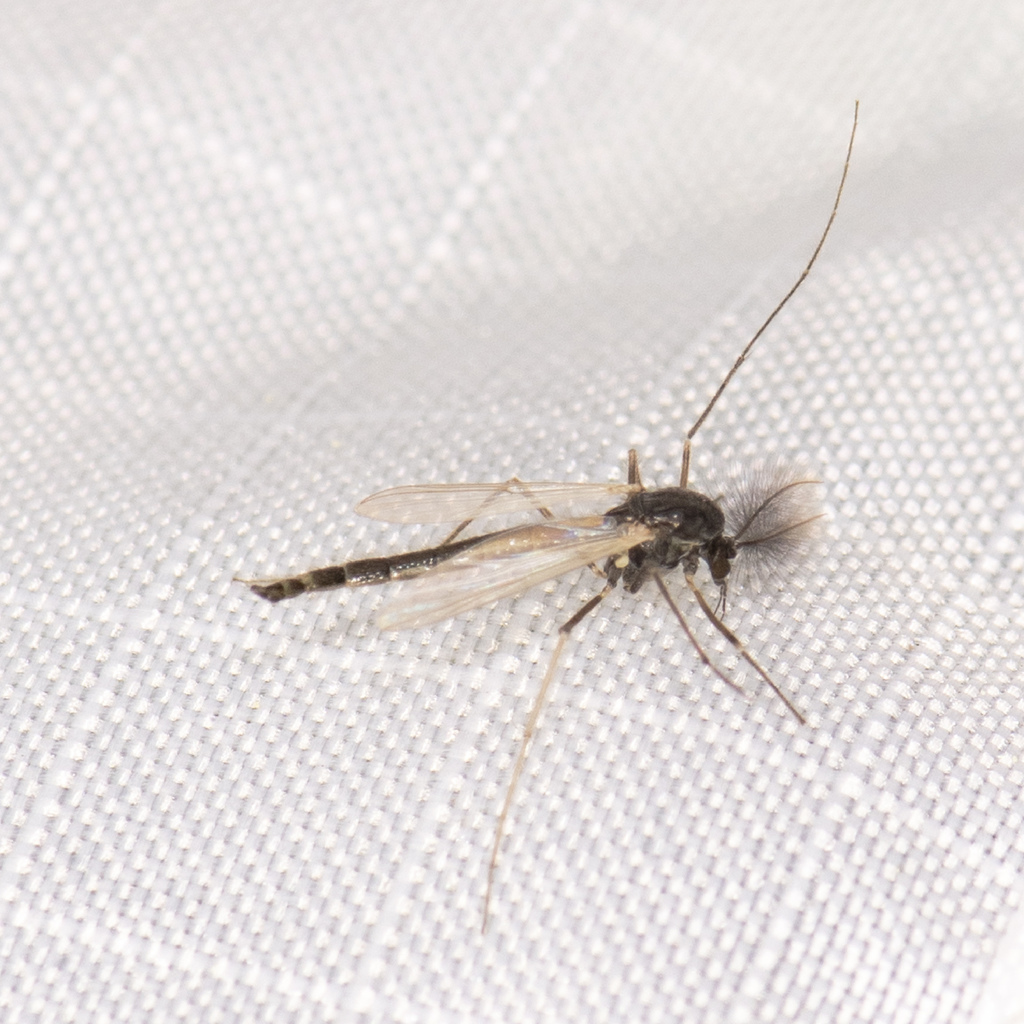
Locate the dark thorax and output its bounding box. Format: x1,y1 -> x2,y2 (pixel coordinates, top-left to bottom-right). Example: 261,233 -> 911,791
604,487 -> 737,593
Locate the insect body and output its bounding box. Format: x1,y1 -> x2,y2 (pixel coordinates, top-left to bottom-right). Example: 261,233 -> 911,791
239,105 -> 859,928
245,464 -> 817,721
605,483 -> 734,593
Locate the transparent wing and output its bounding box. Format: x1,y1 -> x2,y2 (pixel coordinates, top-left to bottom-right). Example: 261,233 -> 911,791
377,516 -> 652,630
356,481 -> 639,523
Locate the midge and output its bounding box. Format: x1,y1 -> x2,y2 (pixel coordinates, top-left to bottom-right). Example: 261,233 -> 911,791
239,105 -> 858,928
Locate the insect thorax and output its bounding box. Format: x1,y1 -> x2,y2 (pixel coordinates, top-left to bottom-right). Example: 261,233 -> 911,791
607,487 -> 735,591
608,487 -> 725,540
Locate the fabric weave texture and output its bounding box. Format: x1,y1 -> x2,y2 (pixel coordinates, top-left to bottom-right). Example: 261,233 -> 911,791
3,3 -> 1024,1023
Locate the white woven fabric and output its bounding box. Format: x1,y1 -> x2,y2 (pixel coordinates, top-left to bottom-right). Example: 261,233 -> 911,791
3,3 -> 1024,1022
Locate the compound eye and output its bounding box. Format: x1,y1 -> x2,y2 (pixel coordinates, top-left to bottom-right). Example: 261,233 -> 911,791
708,537 -> 737,584
710,552 -> 729,584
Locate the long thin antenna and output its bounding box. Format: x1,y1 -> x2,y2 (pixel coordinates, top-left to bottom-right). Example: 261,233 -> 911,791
685,102 -> 859,446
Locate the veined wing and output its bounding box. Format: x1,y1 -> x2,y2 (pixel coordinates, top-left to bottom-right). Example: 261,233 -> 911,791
356,480 -> 639,523
377,516 -> 652,630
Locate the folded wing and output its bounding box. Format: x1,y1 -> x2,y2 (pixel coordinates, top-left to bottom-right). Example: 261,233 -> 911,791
356,481 -> 639,523
377,516 -> 651,630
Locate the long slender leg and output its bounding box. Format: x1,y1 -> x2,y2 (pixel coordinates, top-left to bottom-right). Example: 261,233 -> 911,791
684,574 -> 806,724
679,438 -> 691,489
683,104 -> 857,447
627,448 -> 643,487
678,105 -> 857,484
651,572 -> 745,698
482,582 -> 614,931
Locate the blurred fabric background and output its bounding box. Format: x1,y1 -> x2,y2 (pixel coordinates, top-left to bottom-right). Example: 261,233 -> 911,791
3,3 -> 1024,1022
